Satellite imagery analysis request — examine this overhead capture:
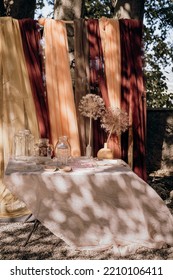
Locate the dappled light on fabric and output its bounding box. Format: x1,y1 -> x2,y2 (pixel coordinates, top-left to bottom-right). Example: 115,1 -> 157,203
4,159 -> 173,256
119,19 -> 146,181
99,18 -> 121,110
86,19 -> 109,156
18,18 -> 50,140
99,17 -> 121,158
74,19 -> 91,156
0,17 -> 39,219
0,16 -> 148,226
44,19 -> 81,157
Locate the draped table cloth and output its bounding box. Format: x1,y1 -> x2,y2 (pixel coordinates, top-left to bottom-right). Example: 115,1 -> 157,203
3,157 -> 173,256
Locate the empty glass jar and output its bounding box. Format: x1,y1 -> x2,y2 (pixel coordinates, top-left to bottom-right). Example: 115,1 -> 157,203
13,129 -> 35,160
55,136 -> 71,165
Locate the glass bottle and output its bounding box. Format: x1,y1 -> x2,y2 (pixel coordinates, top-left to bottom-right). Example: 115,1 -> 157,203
55,136 -> 71,165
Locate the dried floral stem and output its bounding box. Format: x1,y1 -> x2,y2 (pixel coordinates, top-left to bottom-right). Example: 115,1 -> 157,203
89,117 -> 92,147
101,107 -> 129,142
78,94 -> 105,153
107,125 -> 114,144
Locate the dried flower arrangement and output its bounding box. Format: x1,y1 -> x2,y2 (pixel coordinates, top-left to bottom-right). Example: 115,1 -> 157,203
79,94 -> 129,157
78,94 -> 105,156
100,107 -> 129,144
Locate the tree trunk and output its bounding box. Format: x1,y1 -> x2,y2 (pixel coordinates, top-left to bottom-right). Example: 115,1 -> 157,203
54,0 -> 85,78
112,0 -> 144,21
1,0 -> 36,19
54,0 -> 85,20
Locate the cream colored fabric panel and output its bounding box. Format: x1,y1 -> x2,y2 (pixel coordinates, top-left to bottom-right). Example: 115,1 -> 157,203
0,17 -> 39,219
44,19 -> 81,157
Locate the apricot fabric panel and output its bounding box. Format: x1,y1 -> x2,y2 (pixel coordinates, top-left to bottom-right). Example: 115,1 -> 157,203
44,19 -> 81,157
99,18 -> 121,108
99,18 -> 121,158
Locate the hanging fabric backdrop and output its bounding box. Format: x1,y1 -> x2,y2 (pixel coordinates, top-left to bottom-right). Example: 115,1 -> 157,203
0,16 -> 146,220
0,17 -> 40,219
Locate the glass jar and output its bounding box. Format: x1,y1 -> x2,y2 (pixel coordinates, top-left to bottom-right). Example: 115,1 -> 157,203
13,129 -> 35,159
38,138 -> 49,157
55,136 -> 71,165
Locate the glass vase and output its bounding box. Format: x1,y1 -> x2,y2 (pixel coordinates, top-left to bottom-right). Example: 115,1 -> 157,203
86,144 -> 92,158
55,136 -> 71,165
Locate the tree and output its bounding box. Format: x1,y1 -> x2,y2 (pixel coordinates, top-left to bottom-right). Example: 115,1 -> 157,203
112,0 -> 145,20
82,0 -> 144,20
144,0 -> 173,108
0,0 -> 37,18
53,0 -> 85,73
54,0 -> 85,20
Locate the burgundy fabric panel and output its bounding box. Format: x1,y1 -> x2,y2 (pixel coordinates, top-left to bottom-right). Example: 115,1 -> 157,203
86,19 -> 109,107
18,19 -> 50,140
86,19 -> 109,156
119,19 -> 147,181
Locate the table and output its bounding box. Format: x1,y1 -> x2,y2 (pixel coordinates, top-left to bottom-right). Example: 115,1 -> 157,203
3,157 -> 173,256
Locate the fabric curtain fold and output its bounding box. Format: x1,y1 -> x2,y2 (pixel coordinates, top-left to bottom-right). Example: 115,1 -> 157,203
44,19 -> 81,157
86,19 -> 109,156
18,18 -> 50,140
74,19 -> 90,156
119,19 -> 147,181
99,17 -> 121,108
0,16 -> 147,222
0,17 -> 39,219
99,17 -> 121,158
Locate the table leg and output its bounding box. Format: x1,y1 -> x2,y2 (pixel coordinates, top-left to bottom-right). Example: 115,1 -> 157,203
24,213 -> 33,223
23,219 -> 40,246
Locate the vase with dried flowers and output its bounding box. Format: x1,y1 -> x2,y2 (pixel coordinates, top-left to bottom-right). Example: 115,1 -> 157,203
78,94 -> 105,157
97,107 -> 129,159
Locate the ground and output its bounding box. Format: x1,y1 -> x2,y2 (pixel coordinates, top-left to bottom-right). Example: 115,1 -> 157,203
0,174 -> 173,260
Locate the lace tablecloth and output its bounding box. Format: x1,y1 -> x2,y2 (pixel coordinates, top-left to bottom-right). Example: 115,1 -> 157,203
3,157 -> 173,256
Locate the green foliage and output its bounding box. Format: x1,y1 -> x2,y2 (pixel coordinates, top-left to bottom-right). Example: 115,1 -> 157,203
144,0 -> 173,108
84,0 -> 113,18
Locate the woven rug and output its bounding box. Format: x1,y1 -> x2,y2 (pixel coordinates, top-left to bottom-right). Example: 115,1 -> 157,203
0,222 -> 173,260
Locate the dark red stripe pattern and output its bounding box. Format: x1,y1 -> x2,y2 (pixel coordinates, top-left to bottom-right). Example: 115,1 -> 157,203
18,19 -> 50,140
120,19 -> 147,181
